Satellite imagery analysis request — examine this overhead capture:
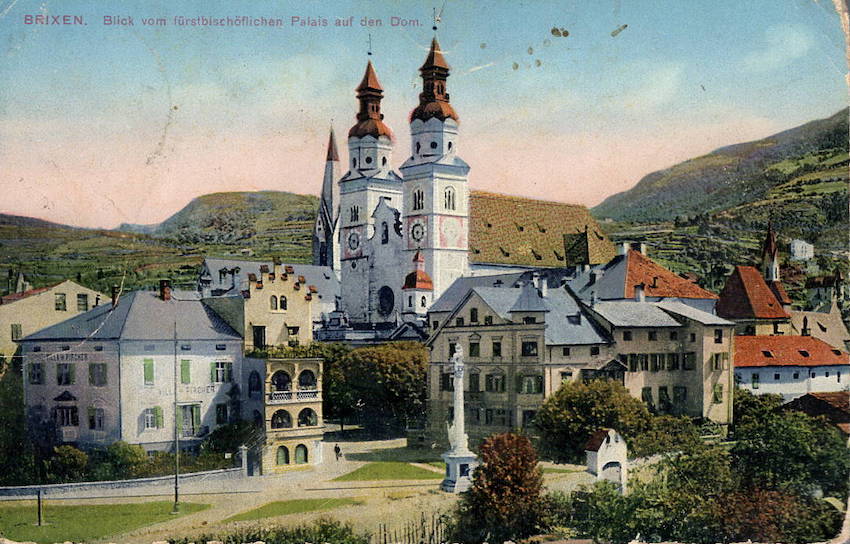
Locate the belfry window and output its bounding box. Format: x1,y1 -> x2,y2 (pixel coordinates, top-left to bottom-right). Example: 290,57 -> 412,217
444,187 -> 456,210
413,189 -> 424,211
381,222 -> 389,244
350,206 -> 360,222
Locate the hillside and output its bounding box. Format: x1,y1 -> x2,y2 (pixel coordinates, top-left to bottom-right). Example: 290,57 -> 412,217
593,108 -> 849,241
0,191 -> 319,295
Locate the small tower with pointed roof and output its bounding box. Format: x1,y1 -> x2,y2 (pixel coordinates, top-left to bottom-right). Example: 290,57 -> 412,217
402,250 -> 434,322
400,38 -> 470,302
313,128 -> 341,272
761,222 -> 780,283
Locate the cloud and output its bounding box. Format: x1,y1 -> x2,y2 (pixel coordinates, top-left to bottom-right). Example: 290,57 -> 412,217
741,24 -> 814,72
619,63 -> 685,111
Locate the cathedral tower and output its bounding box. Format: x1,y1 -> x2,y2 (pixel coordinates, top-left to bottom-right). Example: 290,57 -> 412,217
312,128 -> 341,273
338,60 -> 405,323
400,38 -> 470,300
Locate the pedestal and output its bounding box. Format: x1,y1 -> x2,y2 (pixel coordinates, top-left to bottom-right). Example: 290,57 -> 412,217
441,450 -> 479,493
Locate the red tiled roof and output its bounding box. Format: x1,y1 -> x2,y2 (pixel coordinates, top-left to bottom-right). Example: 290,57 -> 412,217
584,429 -> 611,452
717,266 -> 788,319
807,391 -> 850,413
0,283 -> 58,305
624,250 -> 718,300
735,335 -> 849,368
768,280 -> 792,306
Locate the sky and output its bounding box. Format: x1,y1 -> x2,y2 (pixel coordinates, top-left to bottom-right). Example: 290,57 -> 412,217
0,0 -> 847,229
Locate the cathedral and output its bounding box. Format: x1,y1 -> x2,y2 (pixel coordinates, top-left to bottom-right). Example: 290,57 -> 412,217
312,38 -> 614,331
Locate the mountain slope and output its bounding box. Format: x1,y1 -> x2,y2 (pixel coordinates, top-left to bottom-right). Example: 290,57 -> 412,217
592,109 -> 848,223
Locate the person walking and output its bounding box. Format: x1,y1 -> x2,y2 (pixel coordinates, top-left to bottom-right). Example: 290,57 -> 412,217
334,444 -> 341,461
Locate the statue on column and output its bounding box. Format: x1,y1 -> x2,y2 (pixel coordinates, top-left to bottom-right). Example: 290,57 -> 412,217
441,345 -> 478,492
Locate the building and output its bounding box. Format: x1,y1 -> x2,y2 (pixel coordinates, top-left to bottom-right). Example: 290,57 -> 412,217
18,282 -> 246,452
260,357 -> 324,473
806,269 -> 846,311
790,299 -> 850,351
783,391 -> 849,438
734,335 -> 849,401
422,254 -> 735,446
0,279 -> 105,365
790,239 -> 814,261
201,260 -> 317,351
568,243 -> 719,313
310,39 -> 614,334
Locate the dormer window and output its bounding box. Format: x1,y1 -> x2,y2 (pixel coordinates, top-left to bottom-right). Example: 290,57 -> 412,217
762,350 -> 773,358
798,350 -> 810,357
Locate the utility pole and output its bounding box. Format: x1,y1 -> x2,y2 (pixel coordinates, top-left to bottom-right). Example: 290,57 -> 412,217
172,319 -> 180,514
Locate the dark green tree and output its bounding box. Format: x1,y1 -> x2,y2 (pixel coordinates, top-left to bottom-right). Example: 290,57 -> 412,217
534,379 -> 652,462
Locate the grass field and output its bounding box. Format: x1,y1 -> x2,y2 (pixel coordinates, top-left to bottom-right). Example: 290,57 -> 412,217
334,462 -> 444,481
0,501 -> 209,544
224,498 -> 363,523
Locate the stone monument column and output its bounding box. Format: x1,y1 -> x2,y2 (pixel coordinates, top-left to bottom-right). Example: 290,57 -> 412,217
441,346 -> 479,492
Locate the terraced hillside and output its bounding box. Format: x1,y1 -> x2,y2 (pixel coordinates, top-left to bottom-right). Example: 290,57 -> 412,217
593,108 -> 848,246
1,191 -> 318,294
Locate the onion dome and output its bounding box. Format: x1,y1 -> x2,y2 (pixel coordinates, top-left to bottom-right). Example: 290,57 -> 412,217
411,38 -> 459,123
349,60 -> 394,139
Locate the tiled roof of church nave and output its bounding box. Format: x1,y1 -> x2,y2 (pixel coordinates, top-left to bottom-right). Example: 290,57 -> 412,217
468,191 -> 616,268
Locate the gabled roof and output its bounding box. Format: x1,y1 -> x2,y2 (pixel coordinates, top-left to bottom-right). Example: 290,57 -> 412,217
585,428 -> 613,452
790,305 -> 850,350
591,301 -> 682,328
569,250 -> 718,301
806,391 -> 849,413
20,290 -> 241,342
784,391 -> 849,436
510,282 -> 550,313
734,335 -> 849,368
0,284 -> 55,304
469,191 -> 615,268
717,266 -> 788,320
655,300 -> 734,326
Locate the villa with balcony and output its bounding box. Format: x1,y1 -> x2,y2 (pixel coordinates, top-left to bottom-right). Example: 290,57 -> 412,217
261,357 -> 325,473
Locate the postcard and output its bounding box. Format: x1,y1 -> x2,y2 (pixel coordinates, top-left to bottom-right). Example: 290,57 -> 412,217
0,1 -> 848,543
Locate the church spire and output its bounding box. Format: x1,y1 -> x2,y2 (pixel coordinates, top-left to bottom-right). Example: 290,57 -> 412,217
411,38 -> 458,123
326,127 -> 339,162
349,60 -> 393,139
761,222 -> 780,282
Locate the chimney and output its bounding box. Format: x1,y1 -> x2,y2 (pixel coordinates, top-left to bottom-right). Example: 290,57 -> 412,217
272,258 -> 281,279
590,290 -> 598,307
531,271 -> 541,288
111,285 -> 120,307
589,269 -> 603,285
634,283 -> 645,302
801,316 -> 811,336
159,279 -> 172,301
540,278 -> 548,298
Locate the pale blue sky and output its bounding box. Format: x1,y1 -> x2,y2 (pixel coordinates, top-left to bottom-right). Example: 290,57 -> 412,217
0,0 -> 846,228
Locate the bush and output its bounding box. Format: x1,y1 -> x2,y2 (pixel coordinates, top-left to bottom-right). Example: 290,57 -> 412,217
201,421 -> 263,454
168,517 -> 369,544
49,446 -> 89,483
449,433 -> 544,543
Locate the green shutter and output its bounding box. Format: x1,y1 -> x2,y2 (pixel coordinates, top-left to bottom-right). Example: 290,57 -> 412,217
192,405 -> 201,429
210,362 -> 217,383
143,359 -> 154,384
154,406 -> 163,428
181,360 -> 191,384
176,407 -> 183,433
68,363 -> 76,385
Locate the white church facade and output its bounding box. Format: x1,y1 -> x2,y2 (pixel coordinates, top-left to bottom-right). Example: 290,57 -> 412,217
312,39 -> 615,335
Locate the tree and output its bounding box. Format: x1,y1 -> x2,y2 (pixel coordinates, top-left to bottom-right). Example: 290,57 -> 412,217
450,433 -> 545,543
49,446 -> 88,483
732,409 -> 850,499
629,415 -> 701,458
534,380 -> 652,462
340,341 -> 428,435
570,481 -> 637,544
731,387 -> 783,435
202,420 -> 263,454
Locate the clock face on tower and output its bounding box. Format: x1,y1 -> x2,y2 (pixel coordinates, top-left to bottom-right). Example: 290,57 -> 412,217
348,231 -> 360,250
410,221 -> 425,243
